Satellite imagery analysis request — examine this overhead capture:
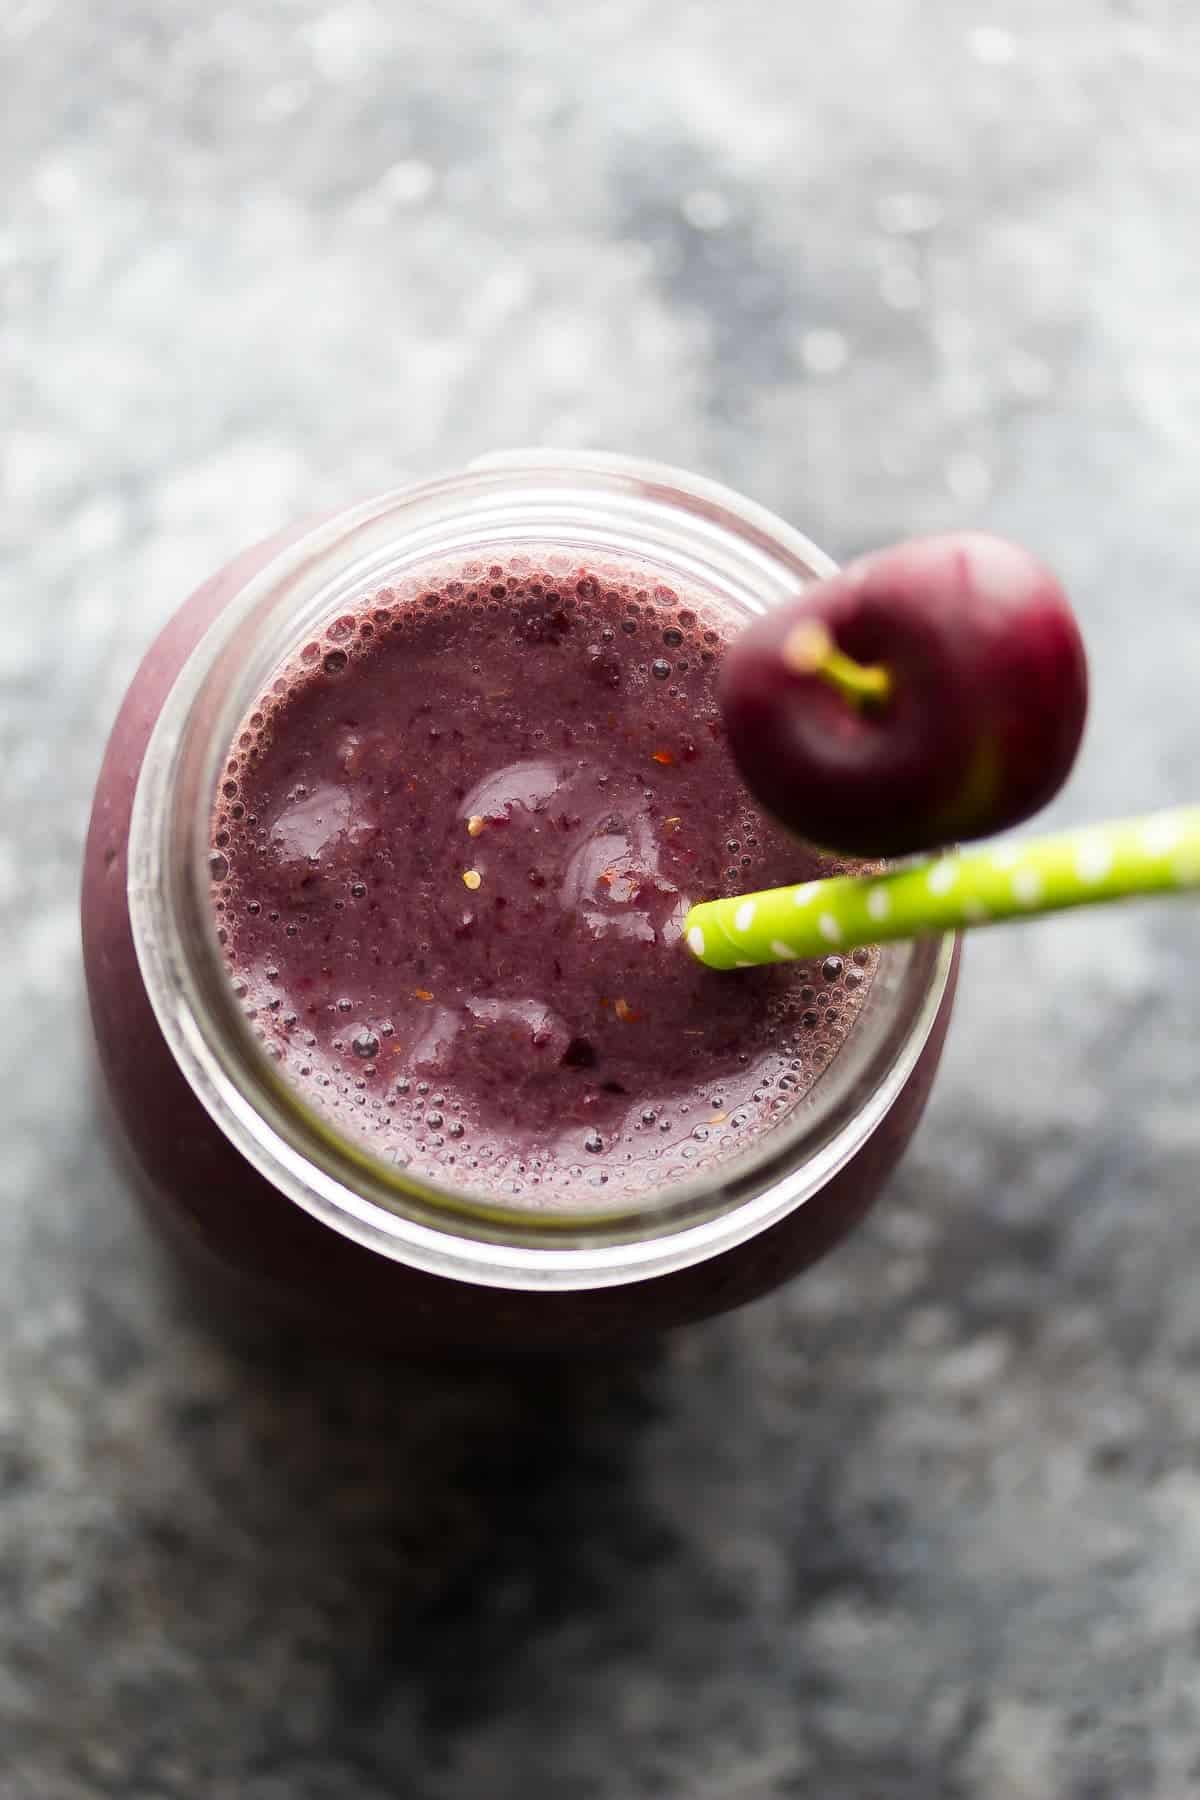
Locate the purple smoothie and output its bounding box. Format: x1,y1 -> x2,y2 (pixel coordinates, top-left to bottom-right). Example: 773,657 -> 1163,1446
214,553 -> 877,1204
83,499 -> 958,1351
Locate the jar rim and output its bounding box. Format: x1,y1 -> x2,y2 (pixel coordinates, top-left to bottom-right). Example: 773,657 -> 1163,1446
128,453 -> 955,1291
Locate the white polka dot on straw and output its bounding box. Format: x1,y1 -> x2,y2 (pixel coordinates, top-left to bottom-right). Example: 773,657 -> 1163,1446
1141,816 -> 1184,857
1012,866 -> 1042,907
962,897 -> 989,923
866,886 -> 891,922
734,901 -> 757,933
1075,836 -> 1113,883
770,939 -> 797,960
928,861 -> 957,895
687,926 -> 705,957
792,882 -> 821,907
819,913 -> 843,944
991,844 -> 1021,869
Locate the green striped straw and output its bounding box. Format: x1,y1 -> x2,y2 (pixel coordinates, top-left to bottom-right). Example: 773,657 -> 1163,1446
683,806 -> 1200,970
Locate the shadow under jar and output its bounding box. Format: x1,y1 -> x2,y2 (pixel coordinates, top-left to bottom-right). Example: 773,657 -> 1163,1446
82,453 -> 958,1352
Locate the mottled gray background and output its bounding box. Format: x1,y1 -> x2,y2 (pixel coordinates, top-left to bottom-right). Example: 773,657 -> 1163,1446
4,2 -> 1200,1796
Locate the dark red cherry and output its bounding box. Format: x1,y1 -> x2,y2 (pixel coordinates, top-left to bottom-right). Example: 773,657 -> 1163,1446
720,533 -> 1088,858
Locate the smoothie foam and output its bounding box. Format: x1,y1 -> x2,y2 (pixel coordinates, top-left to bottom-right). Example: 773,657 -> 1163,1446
211,552 -> 876,1205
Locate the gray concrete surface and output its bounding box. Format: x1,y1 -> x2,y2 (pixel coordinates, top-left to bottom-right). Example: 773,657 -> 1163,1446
5,2 -> 1200,1795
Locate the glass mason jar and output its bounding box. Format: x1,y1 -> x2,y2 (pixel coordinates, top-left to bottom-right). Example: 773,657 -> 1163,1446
82,452 -> 958,1351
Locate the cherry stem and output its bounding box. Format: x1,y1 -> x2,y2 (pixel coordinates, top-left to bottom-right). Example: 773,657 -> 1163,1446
782,621 -> 893,710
